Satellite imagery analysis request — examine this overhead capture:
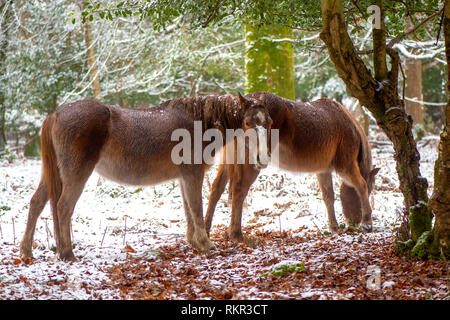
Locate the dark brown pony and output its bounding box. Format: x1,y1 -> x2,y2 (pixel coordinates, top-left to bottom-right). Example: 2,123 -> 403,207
20,93 -> 271,261
205,91 -> 379,243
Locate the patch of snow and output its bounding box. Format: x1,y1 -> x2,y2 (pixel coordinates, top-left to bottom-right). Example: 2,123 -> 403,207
382,280 -> 396,289
301,291 -> 315,298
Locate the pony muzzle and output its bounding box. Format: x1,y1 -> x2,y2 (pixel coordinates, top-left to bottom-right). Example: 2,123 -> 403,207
361,214 -> 373,232
256,154 -> 270,169
255,126 -> 271,169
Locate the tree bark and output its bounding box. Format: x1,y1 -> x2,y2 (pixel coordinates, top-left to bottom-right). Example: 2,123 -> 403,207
84,16 -> 101,99
429,1 -> 450,259
320,0 -> 431,242
245,24 -> 295,100
353,102 -> 370,136
404,58 -> 423,125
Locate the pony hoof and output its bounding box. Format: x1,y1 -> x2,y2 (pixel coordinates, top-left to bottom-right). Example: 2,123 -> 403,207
61,257 -> 78,262
20,250 -> 33,261
194,239 -> 216,253
330,224 -> 339,233
228,233 -> 244,244
360,223 -> 372,233
59,252 -> 78,262
197,245 -> 216,253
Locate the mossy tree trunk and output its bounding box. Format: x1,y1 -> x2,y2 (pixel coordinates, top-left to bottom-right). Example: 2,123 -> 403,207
429,0 -> 450,259
245,24 -> 295,100
320,0 -> 432,244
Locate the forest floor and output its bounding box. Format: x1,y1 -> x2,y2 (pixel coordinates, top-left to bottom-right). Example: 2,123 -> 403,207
0,128 -> 448,300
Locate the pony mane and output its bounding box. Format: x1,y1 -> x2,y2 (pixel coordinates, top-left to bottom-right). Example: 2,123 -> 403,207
158,94 -> 245,130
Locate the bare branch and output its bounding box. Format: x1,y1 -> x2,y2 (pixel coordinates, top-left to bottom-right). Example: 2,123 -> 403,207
201,0 -> 222,28
387,8 -> 444,48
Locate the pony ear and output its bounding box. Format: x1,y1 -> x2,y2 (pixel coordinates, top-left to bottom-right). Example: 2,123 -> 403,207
237,92 -> 249,109
370,167 -> 380,177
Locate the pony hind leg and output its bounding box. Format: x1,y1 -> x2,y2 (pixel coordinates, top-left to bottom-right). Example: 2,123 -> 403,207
56,169 -> 94,261
56,165 -> 94,261
20,178 -> 48,259
227,168 -> 233,207
316,172 -> 339,232
338,161 -> 373,232
54,151 -> 99,261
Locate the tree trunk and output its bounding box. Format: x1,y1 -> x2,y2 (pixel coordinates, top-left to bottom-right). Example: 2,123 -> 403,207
404,19 -> 424,125
429,1 -> 450,259
353,102 -> 370,136
23,134 -> 41,158
245,24 -> 295,99
320,0 -> 431,243
0,0 -> 11,151
404,58 -> 423,125
0,107 -> 6,151
84,15 -> 101,99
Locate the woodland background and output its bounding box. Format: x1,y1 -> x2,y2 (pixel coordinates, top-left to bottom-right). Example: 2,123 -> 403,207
0,0 -> 449,300
0,1 -> 445,157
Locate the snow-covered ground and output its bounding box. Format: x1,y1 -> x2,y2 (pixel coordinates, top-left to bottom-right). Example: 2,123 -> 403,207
0,131 -> 444,299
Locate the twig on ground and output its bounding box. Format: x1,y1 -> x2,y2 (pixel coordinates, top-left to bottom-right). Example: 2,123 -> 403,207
123,215 -> 128,246
101,226 -> 108,246
11,216 -> 15,245
278,215 -> 282,233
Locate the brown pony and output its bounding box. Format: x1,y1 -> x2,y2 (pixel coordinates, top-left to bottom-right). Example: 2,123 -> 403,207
205,91 -> 379,243
20,93 -> 272,261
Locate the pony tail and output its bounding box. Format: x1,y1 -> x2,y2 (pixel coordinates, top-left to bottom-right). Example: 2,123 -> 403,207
40,115 -> 62,238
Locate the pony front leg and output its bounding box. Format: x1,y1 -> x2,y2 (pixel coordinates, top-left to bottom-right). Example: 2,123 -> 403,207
317,172 -> 339,232
349,179 -> 372,232
204,163 -> 229,235
55,182 -> 87,261
180,168 -> 215,252
229,163 -> 259,246
359,192 -> 373,232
